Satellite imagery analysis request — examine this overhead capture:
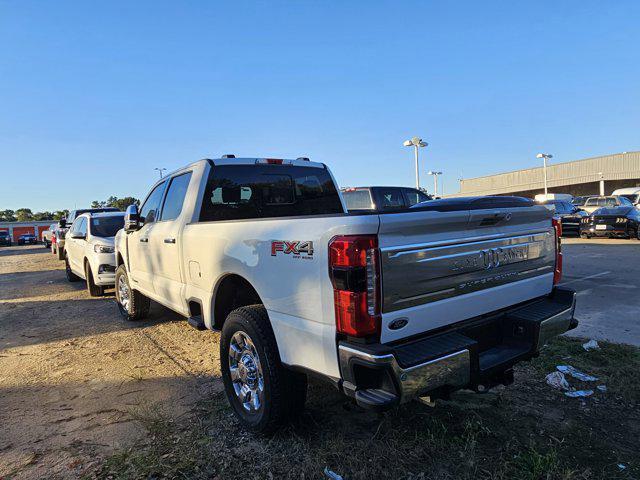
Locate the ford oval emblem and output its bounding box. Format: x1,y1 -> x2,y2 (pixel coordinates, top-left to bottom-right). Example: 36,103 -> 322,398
389,318 -> 409,330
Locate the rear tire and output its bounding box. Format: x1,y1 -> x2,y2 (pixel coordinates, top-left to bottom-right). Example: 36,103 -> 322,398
65,254 -> 81,282
220,305 -> 307,434
85,263 -> 104,297
115,265 -> 150,321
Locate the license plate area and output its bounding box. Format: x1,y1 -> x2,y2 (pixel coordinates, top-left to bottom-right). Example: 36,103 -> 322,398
595,225 -> 608,230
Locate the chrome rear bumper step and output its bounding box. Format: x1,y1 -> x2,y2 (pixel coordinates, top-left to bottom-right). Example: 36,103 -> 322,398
339,287 -> 577,410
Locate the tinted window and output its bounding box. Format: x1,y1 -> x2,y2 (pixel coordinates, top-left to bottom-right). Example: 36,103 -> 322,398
375,188 -> 405,210
161,172 -> 192,221
342,189 -> 374,210
585,198 -> 598,206
404,188 -> 431,206
200,165 -> 343,221
618,196 -> 632,206
140,182 -> 167,224
90,215 -> 125,237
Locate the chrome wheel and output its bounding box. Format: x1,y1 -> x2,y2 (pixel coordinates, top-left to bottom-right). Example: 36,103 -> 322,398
117,275 -> 131,312
228,331 -> 264,413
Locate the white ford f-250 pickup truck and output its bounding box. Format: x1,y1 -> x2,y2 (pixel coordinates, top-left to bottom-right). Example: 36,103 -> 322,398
114,156 -> 577,433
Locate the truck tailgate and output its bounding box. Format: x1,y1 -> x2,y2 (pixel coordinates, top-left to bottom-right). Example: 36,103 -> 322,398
377,205 -> 555,343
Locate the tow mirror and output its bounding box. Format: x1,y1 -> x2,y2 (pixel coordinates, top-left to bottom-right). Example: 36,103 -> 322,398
124,204 -> 142,232
58,218 -> 67,228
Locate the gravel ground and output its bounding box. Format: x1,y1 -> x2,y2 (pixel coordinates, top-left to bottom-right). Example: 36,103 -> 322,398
0,245 -> 221,479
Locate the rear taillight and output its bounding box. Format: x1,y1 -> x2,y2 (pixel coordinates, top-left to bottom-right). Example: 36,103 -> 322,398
328,235 -> 380,337
552,217 -> 563,285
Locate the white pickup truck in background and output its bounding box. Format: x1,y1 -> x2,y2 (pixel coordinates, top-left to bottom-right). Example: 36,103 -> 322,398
114,156 -> 577,433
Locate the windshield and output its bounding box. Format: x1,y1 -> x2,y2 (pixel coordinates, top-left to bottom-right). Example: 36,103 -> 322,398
90,215 -> 124,237
544,201 -> 574,214
342,189 -> 375,210
620,194 -> 638,203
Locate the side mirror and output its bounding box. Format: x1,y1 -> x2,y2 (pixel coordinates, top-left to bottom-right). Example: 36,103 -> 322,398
58,218 -> 67,228
70,232 -> 86,239
124,204 -> 142,232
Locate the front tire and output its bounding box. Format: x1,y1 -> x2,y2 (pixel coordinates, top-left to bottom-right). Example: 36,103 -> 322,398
115,265 -> 150,321
220,305 -> 307,434
65,254 -> 81,282
85,263 -> 104,297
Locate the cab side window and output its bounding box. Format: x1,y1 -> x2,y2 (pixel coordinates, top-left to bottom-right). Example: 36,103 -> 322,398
160,172 -> 193,221
139,182 -> 167,224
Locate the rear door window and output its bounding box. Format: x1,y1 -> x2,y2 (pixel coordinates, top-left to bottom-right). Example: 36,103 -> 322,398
160,172 -> 193,221
375,188 -> 406,210
199,164 -> 343,221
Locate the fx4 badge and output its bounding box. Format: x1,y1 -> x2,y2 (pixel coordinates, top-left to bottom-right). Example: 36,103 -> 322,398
271,241 -> 314,258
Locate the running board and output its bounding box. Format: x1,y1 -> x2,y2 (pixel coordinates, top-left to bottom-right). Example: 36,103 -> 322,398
187,315 -> 206,330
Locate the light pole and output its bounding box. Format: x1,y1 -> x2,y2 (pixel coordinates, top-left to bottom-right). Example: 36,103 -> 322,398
536,153 -> 553,197
427,171 -> 443,197
154,167 -> 167,179
403,137 -> 428,189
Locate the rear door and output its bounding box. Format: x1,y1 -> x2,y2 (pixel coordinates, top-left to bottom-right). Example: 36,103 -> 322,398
377,203 -> 555,343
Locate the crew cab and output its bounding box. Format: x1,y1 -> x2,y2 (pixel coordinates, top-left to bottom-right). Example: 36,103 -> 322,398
55,207 -> 120,260
64,211 -> 125,296
342,186 -> 432,212
114,157 -> 576,433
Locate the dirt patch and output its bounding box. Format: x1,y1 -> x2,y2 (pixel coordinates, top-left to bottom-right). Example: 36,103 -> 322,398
0,246 -> 221,479
1,245 -> 639,479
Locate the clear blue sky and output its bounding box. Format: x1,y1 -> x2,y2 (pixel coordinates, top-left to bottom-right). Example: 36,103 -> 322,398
1,1 -> 639,212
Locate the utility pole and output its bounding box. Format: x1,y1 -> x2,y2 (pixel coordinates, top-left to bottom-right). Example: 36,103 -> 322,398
154,167 -> 167,179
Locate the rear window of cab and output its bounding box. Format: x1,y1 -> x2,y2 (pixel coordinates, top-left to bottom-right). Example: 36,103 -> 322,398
199,164 -> 344,222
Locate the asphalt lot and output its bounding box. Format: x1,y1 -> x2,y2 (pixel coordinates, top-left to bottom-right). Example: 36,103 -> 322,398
561,237 -> 640,346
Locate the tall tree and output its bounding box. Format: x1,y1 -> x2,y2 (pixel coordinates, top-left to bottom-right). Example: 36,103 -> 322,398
53,210 -> 69,220
15,208 -> 34,221
0,210 -> 16,222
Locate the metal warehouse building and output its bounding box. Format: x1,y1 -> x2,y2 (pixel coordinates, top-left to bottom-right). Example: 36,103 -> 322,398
453,151 -> 640,198
0,220 -> 55,242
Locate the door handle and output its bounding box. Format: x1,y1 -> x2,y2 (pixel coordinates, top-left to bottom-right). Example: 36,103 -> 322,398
140,238 -> 149,243
164,238 -> 176,244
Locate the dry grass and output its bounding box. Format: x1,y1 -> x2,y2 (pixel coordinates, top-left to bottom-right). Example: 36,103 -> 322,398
94,337 -> 639,480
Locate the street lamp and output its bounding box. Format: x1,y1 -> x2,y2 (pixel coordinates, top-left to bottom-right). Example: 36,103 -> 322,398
427,171 -> 443,197
154,167 -> 167,179
536,153 -> 553,197
403,137 -> 428,189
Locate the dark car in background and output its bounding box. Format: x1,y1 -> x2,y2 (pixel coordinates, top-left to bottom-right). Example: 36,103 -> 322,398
341,186 -> 432,212
0,230 -> 11,246
18,233 -> 38,245
580,206 -> 640,239
540,200 -> 588,236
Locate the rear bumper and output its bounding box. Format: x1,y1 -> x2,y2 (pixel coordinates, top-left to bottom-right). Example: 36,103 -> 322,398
338,287 -> 577,410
